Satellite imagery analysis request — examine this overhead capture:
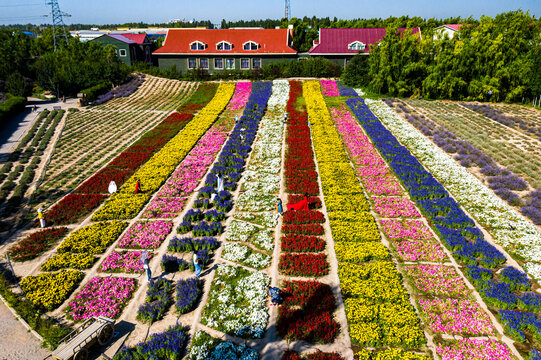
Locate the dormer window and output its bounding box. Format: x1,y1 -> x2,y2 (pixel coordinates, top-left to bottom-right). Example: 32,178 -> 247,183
348,41 -> 366,51
243,41 -> 259,51
190,41 -> 206,50
217,41 -> 232,51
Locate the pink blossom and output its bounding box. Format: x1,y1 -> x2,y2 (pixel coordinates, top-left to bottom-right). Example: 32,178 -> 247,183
395,239 -> 447,262
381,219 -> 433,240
100,250 -> 152,273
403,264 -> 469,297
320,80 -> 340,97
372,197 -> 421,218
66,276 -> 136,321
436,338 -> 514,360
142,197 -> 186,218
118,220 -> 172,249
227,82 -> 252,110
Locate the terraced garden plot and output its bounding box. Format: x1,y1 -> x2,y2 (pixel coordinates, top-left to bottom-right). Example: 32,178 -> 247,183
94,75 -> 198,112
406,99 -> 541,190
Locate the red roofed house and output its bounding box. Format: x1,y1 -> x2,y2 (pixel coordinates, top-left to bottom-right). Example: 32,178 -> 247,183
308,28 -> 421,67
434,24 -> 463,39
91,33 -> 153,65
153,27 -> 297,74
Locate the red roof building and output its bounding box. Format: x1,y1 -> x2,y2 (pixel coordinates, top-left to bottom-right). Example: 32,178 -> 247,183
153,28 -> 297,74
434,24 -> 463,39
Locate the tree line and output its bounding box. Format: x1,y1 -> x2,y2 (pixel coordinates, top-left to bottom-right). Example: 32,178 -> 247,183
342,10 -> 541,102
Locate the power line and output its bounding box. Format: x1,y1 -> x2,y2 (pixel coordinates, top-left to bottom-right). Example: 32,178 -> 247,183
0,3 -> 43,7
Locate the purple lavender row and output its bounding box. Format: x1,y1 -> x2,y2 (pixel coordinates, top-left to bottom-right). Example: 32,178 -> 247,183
461,102 -> 541,142
94,74 -> 145,105
384,98 -> 541,225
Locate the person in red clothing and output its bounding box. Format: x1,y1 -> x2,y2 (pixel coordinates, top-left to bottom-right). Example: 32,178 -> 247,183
287,193 -> 309,211
134,180 -> 140,194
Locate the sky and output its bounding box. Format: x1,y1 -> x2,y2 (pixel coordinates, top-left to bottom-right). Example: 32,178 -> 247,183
0,0 -> 539,25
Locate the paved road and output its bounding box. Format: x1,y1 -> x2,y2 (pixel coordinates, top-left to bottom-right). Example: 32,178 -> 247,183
0,300 -> 49,360
0,98 -> 79,162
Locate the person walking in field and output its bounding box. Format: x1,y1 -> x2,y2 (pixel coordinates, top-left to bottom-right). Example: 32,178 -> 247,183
193,251 -> 202,278
140,251 -> 152,282
37,208 -> 46,228
134,179 -> 140,194
276,197 -> 283,216
268,285 -> 282,306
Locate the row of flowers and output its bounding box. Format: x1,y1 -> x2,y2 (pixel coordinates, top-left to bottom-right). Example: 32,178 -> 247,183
276,80 -> 337,347
45,112 -> 194,225
305,80 -> 427,353
92,82 -> 236,221
353,97 -> 540,354
365,99 -> 541,280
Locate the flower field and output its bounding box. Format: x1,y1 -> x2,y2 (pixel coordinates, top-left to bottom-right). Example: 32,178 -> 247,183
8,77 -> 541,360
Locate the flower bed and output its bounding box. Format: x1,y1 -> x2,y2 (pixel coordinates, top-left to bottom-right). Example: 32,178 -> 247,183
279,253 -> 329,277
283,351 -> 343,360
100,250 -> 152,273
92,83 -> 235,221
281,234 -> 326,253
320,80 -> 339,97
9,227 -> 69,261
372,197 -> 421,218
201,264 -> 269,338
393,239 -> 448,262
277,280 -> 339,344
113,323 -> 189,360
66,276 -> 137,321
56,221 -> 127,255
227,82 -> 252,111
435,339 -> 516,360
222,243 -> 271,269
380,219 -> 433,240
175,277 -> 204,314
136,278 -> 173,323
403,264 -> 469,297
117,220 -> 172,249
20,270 -> 84,311
44,194 -> 107,225
41,252 -> 95,271
178,82 -> 218,113
419,298 -> 494,336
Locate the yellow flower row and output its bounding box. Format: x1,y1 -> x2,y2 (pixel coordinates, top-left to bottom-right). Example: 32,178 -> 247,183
303,80 -> 425,350
92,82 -> 236,221
356,348 -> 430,360
41,252 -> 95,271
20,270 -> 84,311
56,221 -> 127,255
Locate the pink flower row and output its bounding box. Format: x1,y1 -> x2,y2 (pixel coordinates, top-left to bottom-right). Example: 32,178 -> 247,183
436,338 -> 515,360
100,250 -> 152,273
372,197 -> 420,218
395,239 -> 447,262
118,220 -> 172,249
320,80 -> 340,97
403,264 -> 469,298
419,298 -> 494,336
66,276 -> 136,321
227,82 -> 252,110
380,219 -> 433,240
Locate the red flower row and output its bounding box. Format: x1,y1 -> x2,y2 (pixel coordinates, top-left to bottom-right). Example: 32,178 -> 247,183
281,234 -> 326,253
76,168 -> 132,194
282,351 -> 344,360
277,308 -> 339,344
279,253 -> 329,277
45,194 -> 106,226
282,280 -> 336,311
8,227 -> 69,261
282,223 -> 324,236
283,210 -> 325,225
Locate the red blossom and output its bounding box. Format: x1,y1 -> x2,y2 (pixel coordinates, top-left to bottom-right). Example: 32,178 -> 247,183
279,253 -> 329,277
281,234 -> 326,252
8,227 -> 69,261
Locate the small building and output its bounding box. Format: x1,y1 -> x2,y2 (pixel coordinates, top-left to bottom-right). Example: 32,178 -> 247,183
308,28 -> 421,67
90,34 -> 152,65
434,24 -> 462,39
152,27 -> 297,74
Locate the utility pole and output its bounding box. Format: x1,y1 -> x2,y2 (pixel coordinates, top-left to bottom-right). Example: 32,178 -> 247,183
46,0 -> 71,51
285,0 -> 291,21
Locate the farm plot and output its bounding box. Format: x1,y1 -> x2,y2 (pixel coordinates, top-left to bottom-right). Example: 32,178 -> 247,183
93,75 -> 199,112
0,109 -> 65,222
405,100 -> 541,191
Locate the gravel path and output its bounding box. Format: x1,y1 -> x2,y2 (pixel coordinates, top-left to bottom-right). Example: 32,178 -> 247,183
0,300 -> 49,360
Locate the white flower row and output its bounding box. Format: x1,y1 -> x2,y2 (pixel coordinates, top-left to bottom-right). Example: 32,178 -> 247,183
222,243 -> 271,269
267,79 -> 290,110
233,212 -> 279,229
236,190 -> 276,212
366,99 -> 541,280
201,264 -> 269,338
225,219 -> 274,252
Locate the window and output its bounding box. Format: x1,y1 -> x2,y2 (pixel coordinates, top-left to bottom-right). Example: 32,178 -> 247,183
215,58 -> 223,69
190,41 -> 206,50
188,58 -> 197,69
119,49 -> 127,57
252,58 -> 261,69
200,58 -> 209,69
348,41 -> 366,51
217,41 -> 232,51
240,58 -> 250,69
226,58 -> 235,69
243,41 -> 259,50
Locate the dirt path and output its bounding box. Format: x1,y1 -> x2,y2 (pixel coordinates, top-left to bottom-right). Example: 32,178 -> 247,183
0,299 -> 49,360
